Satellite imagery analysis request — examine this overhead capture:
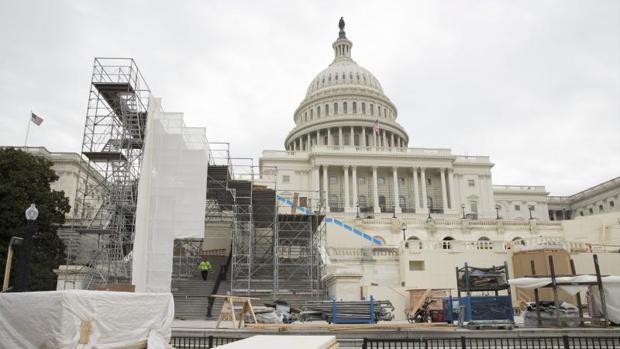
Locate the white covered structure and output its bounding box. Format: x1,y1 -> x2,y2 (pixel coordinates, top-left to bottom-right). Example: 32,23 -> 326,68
132,97 -> 209,293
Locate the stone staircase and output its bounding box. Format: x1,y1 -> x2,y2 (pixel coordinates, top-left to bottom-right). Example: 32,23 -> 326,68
172,255 -> 230,320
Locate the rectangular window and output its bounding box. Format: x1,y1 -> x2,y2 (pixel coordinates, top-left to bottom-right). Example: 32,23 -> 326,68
358,177 -> 366,185
589,208 -> 593,214
399,177 -> 405,185
599,204 -> 604,212
515,205 -> 521,211
409,260 -> 425,271
282,175 -> 290,183
426,178 -> 431,185
470,201 -> 478,213
378,177 -> 385,185
329,176 -> 338,184
467,179 -> 475,187
611,200 -> 615,208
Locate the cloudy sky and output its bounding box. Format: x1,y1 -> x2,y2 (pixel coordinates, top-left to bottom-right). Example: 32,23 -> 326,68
0,0 -> 618,196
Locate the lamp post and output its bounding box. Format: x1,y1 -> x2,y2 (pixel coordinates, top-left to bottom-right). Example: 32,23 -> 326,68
461,203 -> 465,219
15,203 -> 38,292
528,205 -> 534,220
426,211 -> 433,224
2,237 -> 24,292
401,222 -> 407,241
495,204 -> 501,220
356,201 -> 360,219
392,205 -> 396,219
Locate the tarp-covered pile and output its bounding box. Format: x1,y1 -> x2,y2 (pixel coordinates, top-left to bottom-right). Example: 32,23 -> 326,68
0,290 -> 174,349
458,265 -> 508,290
509,275 -> 620,324
523,301 -> 580,327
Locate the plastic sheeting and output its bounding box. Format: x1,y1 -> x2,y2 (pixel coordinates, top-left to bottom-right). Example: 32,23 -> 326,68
132,97 -> 209,293
0,290 -> 173,349
509,276 -> 620,324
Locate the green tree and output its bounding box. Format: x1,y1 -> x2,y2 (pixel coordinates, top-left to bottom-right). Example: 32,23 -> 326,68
0,148 -> 70,291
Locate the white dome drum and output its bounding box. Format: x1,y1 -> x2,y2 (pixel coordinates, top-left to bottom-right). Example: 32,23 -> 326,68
285,18 -> 409,151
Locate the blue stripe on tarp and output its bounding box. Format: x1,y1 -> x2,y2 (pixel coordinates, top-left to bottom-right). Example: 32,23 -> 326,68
275,195 -> 381,245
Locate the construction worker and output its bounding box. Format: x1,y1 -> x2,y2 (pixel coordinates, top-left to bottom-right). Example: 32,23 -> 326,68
198,259 -> 212,281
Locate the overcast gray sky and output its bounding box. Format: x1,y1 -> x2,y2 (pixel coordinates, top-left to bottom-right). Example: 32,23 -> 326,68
0,0 -> 618,196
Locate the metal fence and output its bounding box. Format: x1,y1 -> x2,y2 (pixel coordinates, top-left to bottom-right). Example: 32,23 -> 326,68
171,336 -> 239,348
362,336 -> 620,349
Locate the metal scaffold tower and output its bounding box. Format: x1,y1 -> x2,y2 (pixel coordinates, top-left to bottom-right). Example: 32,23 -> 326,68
73,58 -> 151,287
231,164 -> 326,299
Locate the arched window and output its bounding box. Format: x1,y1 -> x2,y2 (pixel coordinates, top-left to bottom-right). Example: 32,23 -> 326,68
317,106 -> 321,118
399,196 -> 406,209
512,237 -> 525,246
379,195 -> 386,210
335,74 -> 339,81
353,102 -> 357,113
358,195 -> 367,208
325,104 -> 329,116
328,75 -> 332,82
362,103 -> 366,114
442,236 -> 454,250
304,112 -> 307,122
384,108 -> 387,118
477,236 -> 492,250
370,104 -> 374,116
310,109 -> 313,119
343,102 -> 348,114
407,236 -> 422,249
328,194 -> 339,209
334,103 -> 338,115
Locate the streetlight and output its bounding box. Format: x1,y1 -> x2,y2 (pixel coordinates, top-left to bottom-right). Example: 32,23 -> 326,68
426,211 -> 433,224
401,222 -> 408,241
392,205 -> 397,219
495,204 -> 502,220
461,203 -> 466,219
15,203 -> 38,292
355,201 -> 360,219
2,237 -> 24,292
528,205 -> 534,220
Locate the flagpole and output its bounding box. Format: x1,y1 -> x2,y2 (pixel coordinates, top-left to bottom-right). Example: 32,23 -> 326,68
24,110 -> 32,148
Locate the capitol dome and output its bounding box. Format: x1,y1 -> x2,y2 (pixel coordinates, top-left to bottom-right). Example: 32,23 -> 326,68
285,18 -> 409,151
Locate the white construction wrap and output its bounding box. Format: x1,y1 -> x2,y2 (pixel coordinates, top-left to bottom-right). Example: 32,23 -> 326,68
132,97 -> 209,293
509,275 -> 620,323
0,290 -> 174,349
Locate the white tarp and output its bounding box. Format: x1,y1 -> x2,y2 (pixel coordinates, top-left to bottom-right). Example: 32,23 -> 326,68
0,290 -> 174,349
132,97 -> 209,293
509,276 -> 620,323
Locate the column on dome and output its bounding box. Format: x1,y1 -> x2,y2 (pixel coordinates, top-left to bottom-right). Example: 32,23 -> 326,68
390,133 -> 394,148
362,127 -> 367,147
440,168 -> 449,213
412,167 -> 420,211
323,165 -> 330,213
352,166 -> 358,210
350,127 -> 354,146
316,130 -> 320,146
393,167 -> 401,214
339,127 -> 343,146
307,133 -> 311,150
327,128 -> 332,146
373,130 -> 377,148
372,166 -> 380,213
343,166 -> 350,211
420,168 -> 428,212
382,130 -> 387,148
448,169 -> 456,211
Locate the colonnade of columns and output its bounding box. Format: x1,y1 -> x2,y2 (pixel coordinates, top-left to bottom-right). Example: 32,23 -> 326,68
288,126 -> 406,151
316,165 -> 457,214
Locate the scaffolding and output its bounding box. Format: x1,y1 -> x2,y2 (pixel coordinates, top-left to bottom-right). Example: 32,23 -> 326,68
232,163 -> 326,298
71,58 -> 151,288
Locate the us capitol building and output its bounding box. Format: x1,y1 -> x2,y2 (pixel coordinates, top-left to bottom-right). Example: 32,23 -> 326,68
258,19 -> 620,315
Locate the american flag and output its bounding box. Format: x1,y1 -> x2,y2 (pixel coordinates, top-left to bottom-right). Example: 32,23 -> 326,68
372,119 -> 380,134
31,112 -> 44,126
